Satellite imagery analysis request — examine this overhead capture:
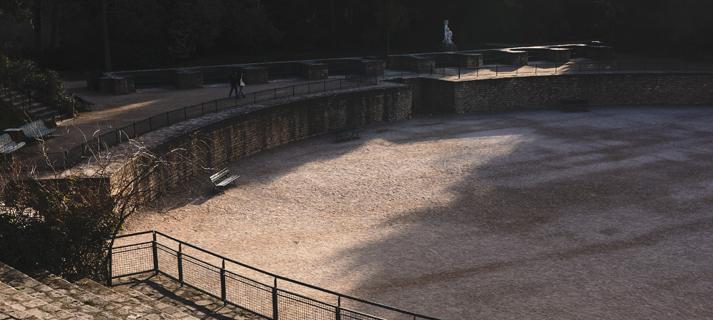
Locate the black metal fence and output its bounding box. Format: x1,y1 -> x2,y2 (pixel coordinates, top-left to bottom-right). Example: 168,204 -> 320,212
394,60 -> 713,80
110,231 -> 441,320
40,76 -> 379,170
35,60 -> 713,170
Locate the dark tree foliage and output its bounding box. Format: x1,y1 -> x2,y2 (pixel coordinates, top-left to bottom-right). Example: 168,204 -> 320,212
0,1 -> 711,70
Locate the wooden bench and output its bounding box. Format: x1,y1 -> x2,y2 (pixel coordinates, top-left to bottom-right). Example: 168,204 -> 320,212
0,133 -> 26,154
210,168 -> 239,190
335,128 -> 360,143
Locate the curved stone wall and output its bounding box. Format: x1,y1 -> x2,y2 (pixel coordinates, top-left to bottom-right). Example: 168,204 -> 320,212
55,72 -> 713,204
110,84 -> 413,202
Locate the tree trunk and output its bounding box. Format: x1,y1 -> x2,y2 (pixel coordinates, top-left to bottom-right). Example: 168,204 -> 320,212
32,0 -> 42,60
101,0 -> 112,71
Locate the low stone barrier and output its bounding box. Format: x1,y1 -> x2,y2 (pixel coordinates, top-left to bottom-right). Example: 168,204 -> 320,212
456,53 -> 484,68
173,69 -> 203,89
388,55 -> 435,73
487,49 -> 529,66
107,84 -> 412,203
98,76 -> 135,95
300,62 -> 329,80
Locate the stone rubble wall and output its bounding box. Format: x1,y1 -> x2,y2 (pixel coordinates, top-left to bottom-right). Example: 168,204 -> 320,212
110,84 -> 413,203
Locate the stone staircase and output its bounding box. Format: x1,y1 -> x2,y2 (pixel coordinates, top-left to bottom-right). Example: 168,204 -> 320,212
0,88 -> 59,122
0,261 -> 259,320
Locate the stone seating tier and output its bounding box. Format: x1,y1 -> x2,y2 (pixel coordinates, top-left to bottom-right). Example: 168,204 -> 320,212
0,260 -> 255,319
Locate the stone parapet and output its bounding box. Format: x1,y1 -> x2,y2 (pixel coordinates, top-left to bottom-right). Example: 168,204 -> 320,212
388,55 -> 436,73
456,53 -> 484,68
239,66 -> 269,84
98,76 -> 135,95
300,62 -> 329,80
173,69 -> 204,89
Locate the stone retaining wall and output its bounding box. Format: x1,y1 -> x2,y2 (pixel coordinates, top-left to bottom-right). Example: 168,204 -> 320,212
57,71 -> 713,205
110,84 -> 412,202
421,73 -> 713,114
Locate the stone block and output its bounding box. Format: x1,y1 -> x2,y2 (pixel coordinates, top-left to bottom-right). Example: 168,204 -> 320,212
98,76 -> 135,95
388,55 -> 435,73
240,66 -> 269,84
360,59 -> 385,76
173,69 -> 204,89
456,53 -> 484,68
491,49 -> 528,66
300,62 -> 329,80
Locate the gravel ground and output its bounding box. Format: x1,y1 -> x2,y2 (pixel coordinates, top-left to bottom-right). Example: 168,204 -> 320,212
126,106 -> 713,320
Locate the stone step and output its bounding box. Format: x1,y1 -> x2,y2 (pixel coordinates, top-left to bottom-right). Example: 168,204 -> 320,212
24,104 -> 47,113
75,278 -> 197,320
0,280 -> 66,319
0,262 -> 95,319
114,274 -> 260,320
34,272 -> 147,320
29,110 -> 58,121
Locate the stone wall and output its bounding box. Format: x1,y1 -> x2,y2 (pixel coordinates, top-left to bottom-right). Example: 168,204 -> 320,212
429,73 -> 713,113
110,84 -> 412,202
67,71 -> 713,205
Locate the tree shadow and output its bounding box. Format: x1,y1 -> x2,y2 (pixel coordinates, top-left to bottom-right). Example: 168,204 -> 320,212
324,106 -> 713,319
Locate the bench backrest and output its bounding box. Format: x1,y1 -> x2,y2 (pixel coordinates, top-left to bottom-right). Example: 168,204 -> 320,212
20,120 -> 48,138
210,169 -> 229,182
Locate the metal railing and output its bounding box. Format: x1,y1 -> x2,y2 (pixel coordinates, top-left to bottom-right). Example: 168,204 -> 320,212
392,60 -> 713,80
36,60 -> 713,170
40,75 -> 380,170
110,231 -> 441,320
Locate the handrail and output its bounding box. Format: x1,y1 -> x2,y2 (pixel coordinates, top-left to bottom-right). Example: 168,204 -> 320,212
112,230 -> 442,320
40,75 -> 378,170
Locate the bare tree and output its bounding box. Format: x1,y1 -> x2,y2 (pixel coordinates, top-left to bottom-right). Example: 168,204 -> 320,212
0,134 -> 202,281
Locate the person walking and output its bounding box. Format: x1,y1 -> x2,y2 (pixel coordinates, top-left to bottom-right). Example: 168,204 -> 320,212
228,71 -> 239,97
238,73 -> 247,98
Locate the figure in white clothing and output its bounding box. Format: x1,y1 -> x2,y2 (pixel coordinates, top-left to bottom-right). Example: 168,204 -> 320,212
442,20 -> 457,51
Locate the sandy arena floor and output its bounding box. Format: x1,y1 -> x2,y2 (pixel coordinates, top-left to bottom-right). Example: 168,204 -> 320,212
126,106 -> 713,320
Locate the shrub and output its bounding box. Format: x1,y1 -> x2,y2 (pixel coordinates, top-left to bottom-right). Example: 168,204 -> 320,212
0,52 -> 78,117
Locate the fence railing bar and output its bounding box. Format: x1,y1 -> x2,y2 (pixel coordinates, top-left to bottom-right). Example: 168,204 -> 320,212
149,231 -> 440,319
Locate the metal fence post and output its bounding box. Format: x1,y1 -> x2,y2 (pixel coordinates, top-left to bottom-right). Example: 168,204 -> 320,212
106,247 -> 113,287
272,278 -> 279,320
220,259 -> 227,303
335,296 -> 341,320
177,243 -> 183,285
152,232 -> 158,274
